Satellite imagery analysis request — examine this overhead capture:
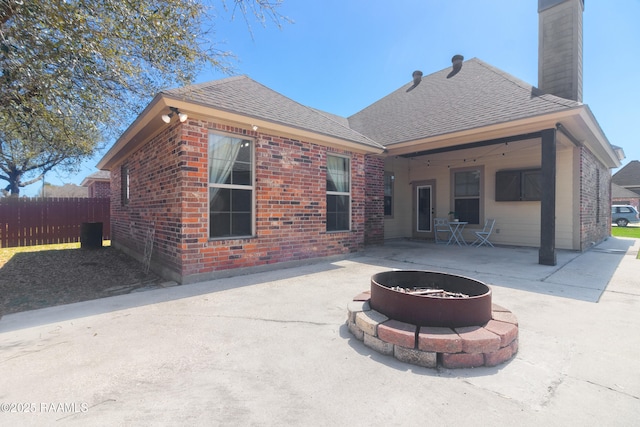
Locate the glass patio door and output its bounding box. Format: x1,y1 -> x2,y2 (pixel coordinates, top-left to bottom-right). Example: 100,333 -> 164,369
412,180 -> 436,239
416,184 -> 432,232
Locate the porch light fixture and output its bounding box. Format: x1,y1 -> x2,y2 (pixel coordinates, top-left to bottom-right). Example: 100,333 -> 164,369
161,107 -> 188,123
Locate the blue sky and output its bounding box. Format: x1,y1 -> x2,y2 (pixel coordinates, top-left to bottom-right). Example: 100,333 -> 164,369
25,0 -> 640,195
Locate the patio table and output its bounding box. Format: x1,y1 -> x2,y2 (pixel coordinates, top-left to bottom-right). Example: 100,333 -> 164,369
448,221 -> 468,246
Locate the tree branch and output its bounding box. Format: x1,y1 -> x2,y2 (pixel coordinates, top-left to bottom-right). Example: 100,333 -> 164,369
0,0 -> 15,26
20,174 -> 45,187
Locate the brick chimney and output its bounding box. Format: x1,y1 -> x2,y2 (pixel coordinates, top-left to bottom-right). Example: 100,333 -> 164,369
538,0 -> 584,102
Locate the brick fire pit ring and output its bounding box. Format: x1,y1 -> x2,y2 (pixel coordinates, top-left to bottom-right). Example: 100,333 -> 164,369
346,271 -> 519,369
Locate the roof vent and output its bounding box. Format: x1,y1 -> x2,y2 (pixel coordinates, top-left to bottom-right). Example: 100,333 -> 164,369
412,70 -> 423,85
447,54 -> 464,79
406,70 -> 423,92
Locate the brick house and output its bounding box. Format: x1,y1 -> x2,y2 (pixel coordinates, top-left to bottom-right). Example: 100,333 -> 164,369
98,78 -> 385,283
81,170 -> 111,198
98,0 -> 622,283
612,184 -> 639,211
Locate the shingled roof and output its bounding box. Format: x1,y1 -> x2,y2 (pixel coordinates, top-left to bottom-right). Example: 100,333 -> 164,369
612,160 -> 640,187
100,57 -> 620,171
612,183 -> 640,199
348,58 -> 582,146
162,76 -> 383,151
81,170 -> 110,187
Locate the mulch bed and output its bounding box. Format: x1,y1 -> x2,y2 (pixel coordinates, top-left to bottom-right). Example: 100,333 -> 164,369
0,246 -> 161,316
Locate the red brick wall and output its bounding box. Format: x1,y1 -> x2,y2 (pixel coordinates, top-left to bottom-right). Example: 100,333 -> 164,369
579,146 -> 611,250
110,123 -> 185,276
111,118 -> 369,282
89,181 -> 111,198
364,155 -> 385,245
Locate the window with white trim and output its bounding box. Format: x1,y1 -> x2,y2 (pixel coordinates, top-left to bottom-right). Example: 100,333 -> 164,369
326,155 -> 350,231
208,133 -> 254,238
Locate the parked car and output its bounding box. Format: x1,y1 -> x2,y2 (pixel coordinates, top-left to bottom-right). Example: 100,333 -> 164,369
611,205 -> 640,227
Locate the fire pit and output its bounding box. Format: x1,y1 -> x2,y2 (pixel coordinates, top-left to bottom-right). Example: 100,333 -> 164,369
347,270 -> 519,369
370,270 -> 492,328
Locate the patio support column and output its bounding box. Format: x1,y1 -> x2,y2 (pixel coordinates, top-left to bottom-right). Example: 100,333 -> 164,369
539,128 -> 557,266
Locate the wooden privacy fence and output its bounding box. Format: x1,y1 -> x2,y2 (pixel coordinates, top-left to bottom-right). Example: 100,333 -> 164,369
0,197 -> 110,248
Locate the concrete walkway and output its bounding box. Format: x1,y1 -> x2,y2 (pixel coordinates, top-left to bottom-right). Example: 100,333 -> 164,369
1,237 -> 639,426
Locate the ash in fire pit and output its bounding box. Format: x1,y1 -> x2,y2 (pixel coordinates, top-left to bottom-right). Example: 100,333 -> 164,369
390,287 -> 470,298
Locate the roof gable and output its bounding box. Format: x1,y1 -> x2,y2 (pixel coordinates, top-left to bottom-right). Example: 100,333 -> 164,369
612,160 -> 640,186
81,170 -> 110,187
163,76 -> 383,151
348,58 -> 582,146
612,183 -> 640,199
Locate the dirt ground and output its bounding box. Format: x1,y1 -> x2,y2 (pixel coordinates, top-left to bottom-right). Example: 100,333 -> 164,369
0,245 -> 162,316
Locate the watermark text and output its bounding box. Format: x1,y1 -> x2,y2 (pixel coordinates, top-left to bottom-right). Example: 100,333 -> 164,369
0,402 -> 88,414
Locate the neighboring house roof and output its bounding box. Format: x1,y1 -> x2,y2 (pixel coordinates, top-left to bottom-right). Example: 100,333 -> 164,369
162,76 -> 383,151
348,58 -> 582,146
81,170 -> 110,187
612,183 -> 640,199
612,160 -> 640,187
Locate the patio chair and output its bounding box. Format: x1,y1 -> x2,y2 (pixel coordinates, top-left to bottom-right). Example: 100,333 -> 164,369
471,219 -> 496,247
433,217 -> 452,244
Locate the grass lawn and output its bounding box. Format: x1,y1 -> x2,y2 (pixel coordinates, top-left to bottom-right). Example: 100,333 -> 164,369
611,226 -> 640,259
611,225 -> 640,239
0,240 -> 161,315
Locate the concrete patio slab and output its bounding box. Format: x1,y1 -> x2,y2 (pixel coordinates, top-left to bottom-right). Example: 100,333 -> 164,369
1,237 -> 639,425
